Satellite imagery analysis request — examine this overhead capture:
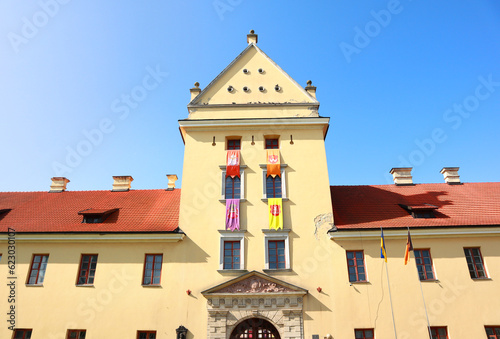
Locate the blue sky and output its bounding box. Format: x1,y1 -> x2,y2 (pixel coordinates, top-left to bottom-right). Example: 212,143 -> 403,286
1,1 -> 499,192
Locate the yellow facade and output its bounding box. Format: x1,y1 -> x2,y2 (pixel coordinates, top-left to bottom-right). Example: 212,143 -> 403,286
1,31 -> 500,339
330,229 -> 500,338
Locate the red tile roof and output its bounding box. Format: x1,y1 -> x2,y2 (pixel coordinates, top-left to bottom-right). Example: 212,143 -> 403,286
331,182 -> 500,230
0,189 -> 180,233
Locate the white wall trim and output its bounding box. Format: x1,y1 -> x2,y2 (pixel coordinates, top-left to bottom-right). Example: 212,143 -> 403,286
262,169 -> 286,199
0,233 -> 185,242
179,117 -> 329,128
329,227 -> 500,240
263,230 -> 290,270
219,231 -> 246,270
221,169 -> 245,200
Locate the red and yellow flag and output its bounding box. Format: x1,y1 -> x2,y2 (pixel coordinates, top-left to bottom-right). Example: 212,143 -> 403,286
404,229 -> 413,265
266,149 -> 280,177
226,150 -> 240,178
268,198 -> 283,230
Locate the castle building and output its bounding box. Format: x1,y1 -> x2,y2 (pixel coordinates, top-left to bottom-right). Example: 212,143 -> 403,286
1,31 -> 500,339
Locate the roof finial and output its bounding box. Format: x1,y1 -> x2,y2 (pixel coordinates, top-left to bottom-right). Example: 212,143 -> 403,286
305,80 -> 317,98
247,30 -> 258,45
190,82 -> 201,101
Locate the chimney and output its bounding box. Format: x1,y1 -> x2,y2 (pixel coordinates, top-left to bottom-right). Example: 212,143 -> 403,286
389,167 -> 413,185
49,177 -> 70,193
166,174 -> 178,191
112,176 -> 133,192
190,82 -> 201,101
247,29 -> 258,44
440,167 -> 460,184
305,80 -> 317,98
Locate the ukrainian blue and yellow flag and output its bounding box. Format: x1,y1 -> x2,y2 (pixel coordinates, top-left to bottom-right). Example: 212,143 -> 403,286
380,228 -> 387,262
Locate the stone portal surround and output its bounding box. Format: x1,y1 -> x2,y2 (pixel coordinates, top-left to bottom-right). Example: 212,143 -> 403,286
207,296 -> 304,339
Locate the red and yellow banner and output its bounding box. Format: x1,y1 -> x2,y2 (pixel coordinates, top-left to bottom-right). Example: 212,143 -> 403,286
226,150 -> 240,178
268,198 -> 283,230
266,149 -> 280,177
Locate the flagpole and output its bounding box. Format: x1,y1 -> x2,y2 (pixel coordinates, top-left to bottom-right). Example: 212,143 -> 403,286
381,227 -> 398,339
407,226 -> 433,338
385,260 -> 398,339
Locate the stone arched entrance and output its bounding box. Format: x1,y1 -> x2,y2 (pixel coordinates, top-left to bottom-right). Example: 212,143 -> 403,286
230,318 -> 281,338
202,271 -> 307,339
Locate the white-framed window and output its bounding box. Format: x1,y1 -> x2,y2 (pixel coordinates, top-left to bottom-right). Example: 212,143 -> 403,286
263,229 -> 290,270
260,164 -> 287,200
220,166 -> 246,201
219,231 -> 246,271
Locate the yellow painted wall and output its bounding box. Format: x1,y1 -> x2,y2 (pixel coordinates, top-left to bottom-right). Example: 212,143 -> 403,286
178,121 -> 336,337
178,42 -> 336,337
188,105 -> 319,120
1,230 -> 499,338
0,240 -> 203,338
330,232 -> 500,339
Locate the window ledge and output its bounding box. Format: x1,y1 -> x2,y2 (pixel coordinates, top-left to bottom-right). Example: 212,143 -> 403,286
219,165 -> 248,170
349,281 -> 371,285
218,269 -> 248,275
25,284 -> 44,287
471,277 -> 492,281
76,284 -> 95,288
219,230 -> 247,234
259,164 -> 288,168
262,229 -> 291,233
420,279 -> 439,283
219,198 -> 247,203
142,285 -> 162,288
263,269 -> 293,274
261,198 -> 289,202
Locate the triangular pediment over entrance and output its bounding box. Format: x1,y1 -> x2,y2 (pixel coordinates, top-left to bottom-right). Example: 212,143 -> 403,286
202,271 -> 306,338
202,270 -> 307,296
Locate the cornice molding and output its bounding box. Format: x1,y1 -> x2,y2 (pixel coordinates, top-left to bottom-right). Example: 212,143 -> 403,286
188,102 -> 319,109
179,117 -> 329,128
328,227 -> 500,240
0,233 -> 185,243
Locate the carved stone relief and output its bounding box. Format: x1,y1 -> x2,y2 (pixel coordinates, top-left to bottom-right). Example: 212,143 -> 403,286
216,276 -> 295,293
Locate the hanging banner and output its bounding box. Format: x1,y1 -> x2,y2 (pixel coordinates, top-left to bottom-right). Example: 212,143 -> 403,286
268,198 -> 283,230
225,199 -> 240,231
226,150 -> 240,178
266,149 -> 280,177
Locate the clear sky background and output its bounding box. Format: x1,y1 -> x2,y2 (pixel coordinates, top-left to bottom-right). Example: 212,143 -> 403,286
1,1 -> 499,192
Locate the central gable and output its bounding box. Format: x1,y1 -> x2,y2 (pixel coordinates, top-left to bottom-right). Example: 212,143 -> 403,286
188,41 -> 319,120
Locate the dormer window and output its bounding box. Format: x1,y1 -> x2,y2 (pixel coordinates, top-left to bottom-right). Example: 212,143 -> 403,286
413,210 -> 435,219
0,209 -> 11,221
399,204 -> 438,219
78,209 -> 118,224
83,215 -> 103,224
